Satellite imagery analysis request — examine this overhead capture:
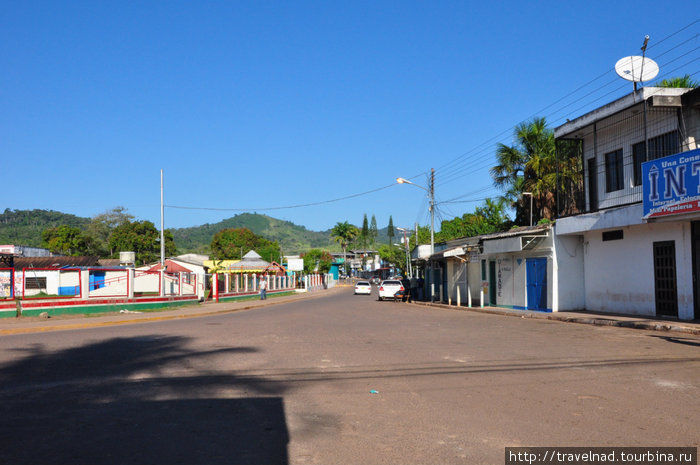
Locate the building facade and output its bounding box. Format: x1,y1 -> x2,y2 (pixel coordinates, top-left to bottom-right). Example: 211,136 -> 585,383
555,86 -> 700,320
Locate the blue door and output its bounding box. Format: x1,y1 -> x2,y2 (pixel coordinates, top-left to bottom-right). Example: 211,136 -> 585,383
526,258 -> 547,310
89,271 -> 106,291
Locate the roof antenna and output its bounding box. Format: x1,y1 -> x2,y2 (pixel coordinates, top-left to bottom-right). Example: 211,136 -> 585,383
615,35 -> 658,93
638,35 -> 650,92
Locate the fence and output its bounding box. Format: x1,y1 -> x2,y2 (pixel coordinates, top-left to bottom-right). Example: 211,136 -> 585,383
10,267 -> 200,300
210,272 -> 300,301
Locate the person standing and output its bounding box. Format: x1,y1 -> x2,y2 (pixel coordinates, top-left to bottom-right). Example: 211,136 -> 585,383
259,274 -> 268,300
410,275 -> 418,302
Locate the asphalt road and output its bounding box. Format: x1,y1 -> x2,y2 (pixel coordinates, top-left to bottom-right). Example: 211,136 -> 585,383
0,287 -> 698,464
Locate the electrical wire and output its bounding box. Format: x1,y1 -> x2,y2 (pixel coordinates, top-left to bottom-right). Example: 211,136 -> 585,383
165,20 -> 698,222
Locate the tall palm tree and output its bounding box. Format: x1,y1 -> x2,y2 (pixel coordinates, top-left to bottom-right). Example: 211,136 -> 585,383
330,221 -> 359,275
490,117 -> 556,224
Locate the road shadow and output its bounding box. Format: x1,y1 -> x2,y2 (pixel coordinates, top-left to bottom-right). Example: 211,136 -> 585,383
0,336 -> 289,465
648,334 -> 700,347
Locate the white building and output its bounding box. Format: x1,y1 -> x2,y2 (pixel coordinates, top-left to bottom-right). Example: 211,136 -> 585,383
430,224 -> 585,313
554,86 -> 700,320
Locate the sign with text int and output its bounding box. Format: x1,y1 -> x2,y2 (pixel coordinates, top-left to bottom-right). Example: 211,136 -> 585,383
643,148 -> 700,219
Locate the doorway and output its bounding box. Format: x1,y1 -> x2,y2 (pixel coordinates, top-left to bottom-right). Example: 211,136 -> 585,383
653,241 -> 678,318
526,258 -> 548,311
692,222 -> 700,319
488,261 -> 497,306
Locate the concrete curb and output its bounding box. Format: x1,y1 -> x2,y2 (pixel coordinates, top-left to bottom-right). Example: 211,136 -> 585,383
410,301 -> 700,336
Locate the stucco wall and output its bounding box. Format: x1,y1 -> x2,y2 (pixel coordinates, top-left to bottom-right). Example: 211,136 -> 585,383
583,221 -> 694,320
552,233 -> 585,311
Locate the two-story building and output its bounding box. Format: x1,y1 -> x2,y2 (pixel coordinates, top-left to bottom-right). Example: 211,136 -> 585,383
554,86 -> 700,320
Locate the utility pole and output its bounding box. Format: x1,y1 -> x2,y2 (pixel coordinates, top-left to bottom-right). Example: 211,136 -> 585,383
429,168 -> 435,255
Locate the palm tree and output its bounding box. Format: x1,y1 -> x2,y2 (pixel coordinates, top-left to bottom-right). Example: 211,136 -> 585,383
330,221 -> 359,275
656,75 -> 699,88
490,117 -> 556,224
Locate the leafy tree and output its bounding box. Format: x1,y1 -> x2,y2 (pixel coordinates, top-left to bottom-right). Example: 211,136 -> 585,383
387,216 -> 395,244
108,220 -> 176,265
378,244 -> 405,274
210,227 -> 281,262
491,117 -> 556,225
436,198 -> 511,242
88,206 -> 134,256
300,249 -> 332,273
330,221 -> 359,275
655,74 -> 699,88
42,225 -> 97,256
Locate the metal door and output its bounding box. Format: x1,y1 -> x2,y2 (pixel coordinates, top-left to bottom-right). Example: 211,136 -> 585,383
653,241 -> 678,318
526,258 -> 547,310
488,261 -> 497,305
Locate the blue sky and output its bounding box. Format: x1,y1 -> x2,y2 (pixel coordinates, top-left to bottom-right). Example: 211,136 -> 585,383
2,2 -> 698,233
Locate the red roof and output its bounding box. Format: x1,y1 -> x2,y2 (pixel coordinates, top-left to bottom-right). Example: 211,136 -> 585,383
147,260 -> 192,273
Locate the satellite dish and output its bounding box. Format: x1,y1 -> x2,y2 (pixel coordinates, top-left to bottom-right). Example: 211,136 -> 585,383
615,56 -> 659,82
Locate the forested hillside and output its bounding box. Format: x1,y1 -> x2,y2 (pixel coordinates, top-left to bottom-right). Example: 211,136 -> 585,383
171,213 -> 336,254
0,209 -> 90,247
0,209 -> 341,255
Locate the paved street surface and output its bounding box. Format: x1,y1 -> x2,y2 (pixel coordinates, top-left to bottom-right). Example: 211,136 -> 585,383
0,287 -> 698,464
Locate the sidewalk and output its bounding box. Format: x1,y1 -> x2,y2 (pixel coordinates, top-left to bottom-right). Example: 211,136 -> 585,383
412,300 -> 700,336
0,288 -> 343,336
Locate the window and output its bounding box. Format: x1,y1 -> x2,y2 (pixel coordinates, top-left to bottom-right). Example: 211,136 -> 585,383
632,141 -> 645,186
602,230 -> 624,241
588,158 -> 598,212
632,130 -> 680,186
25,277 -> 47,290
605,149 -> 624,192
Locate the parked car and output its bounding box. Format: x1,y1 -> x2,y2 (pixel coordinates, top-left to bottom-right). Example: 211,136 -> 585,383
354,281 -> 372,295
377,279 -> 404,301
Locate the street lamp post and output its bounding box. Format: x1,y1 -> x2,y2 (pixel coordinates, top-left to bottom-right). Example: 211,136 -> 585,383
397,169 -> 436,301
521,192 -> 533,227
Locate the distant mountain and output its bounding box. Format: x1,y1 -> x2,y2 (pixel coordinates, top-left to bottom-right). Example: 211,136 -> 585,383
0,209 -> 90,247
170,213 -> 337,255
0,209 -> 393,256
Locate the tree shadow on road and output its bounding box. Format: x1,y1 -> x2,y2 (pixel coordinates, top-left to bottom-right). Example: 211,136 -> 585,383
0,336 -> 289,465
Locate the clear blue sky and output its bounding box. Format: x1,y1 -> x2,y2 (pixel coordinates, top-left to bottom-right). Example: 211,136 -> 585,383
2,2 -> 698,233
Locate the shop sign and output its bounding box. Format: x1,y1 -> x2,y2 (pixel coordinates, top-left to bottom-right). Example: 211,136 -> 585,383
643,148 -> 700,219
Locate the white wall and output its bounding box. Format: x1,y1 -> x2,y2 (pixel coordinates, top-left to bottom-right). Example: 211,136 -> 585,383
583,221 -> 694,320
552,233 -> 585,311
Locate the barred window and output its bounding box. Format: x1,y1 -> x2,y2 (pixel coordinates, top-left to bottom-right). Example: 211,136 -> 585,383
605,149 -> 624,192
632,130 -> 680,186
25,277 -> 47,290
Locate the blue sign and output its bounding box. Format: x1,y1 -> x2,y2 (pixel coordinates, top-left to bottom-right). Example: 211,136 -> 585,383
642,148 -> 700,218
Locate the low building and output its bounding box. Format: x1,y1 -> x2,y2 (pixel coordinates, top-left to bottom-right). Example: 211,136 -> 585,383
430,224 -> 585,312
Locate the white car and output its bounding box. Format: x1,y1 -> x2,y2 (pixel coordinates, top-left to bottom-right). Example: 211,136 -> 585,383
377,280 -> 404,301
354,281 -> 372,295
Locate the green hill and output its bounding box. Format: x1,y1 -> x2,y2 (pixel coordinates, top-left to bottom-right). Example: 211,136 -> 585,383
171,213 -> 336,255
0,209 -> 91,247
0,209 -> 393,256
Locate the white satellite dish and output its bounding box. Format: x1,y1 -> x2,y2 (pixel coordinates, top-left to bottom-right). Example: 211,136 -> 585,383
615,55 -> 659,82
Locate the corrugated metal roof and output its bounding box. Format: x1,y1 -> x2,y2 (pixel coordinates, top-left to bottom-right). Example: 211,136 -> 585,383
13,256 -> 100,268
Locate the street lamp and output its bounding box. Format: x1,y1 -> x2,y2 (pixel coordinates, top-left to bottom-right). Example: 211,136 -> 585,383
396,168 -> 435,255
521,192 -> 533,227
